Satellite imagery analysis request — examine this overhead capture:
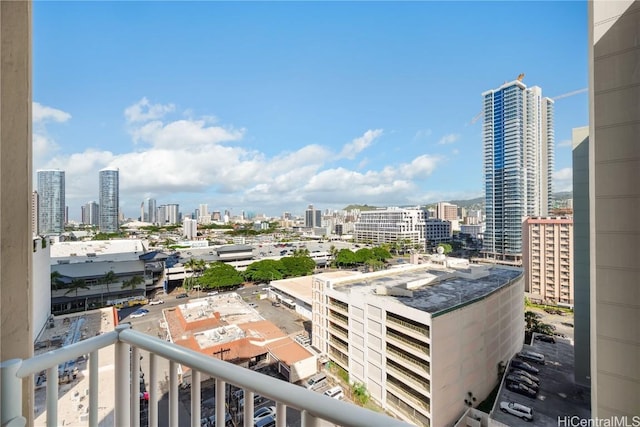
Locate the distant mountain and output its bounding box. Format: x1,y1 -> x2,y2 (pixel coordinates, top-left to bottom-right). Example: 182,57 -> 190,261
345,192 -> 572,213
343,204 -> 380,211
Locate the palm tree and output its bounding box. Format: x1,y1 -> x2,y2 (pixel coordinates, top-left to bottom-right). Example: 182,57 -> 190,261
65,278 -> 90,302
50,271 -> 64,291
100,270 -> 117,297
122,275 -> 145,293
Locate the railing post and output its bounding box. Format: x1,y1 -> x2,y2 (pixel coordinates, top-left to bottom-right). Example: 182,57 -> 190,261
46,366 -> 58,427
275,401 -> 287,427
301,410 -> 319,427
89,350 -> 99,427
0,359 -> 26,427
148,353 -> 158,427
190,370 -> 200,427
169,360 -> 178,427
131,346 -> 141,427
215,378 -> 225,427
115,324 -> 131,427
243,389 -> 254,427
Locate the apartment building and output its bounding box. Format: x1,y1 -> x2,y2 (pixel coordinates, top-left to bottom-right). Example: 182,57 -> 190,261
425,218 -> 452,247
435,202 -> 458,221
354,207 -> 426,247
312,259 -> 524,426
522,217 -> 574,306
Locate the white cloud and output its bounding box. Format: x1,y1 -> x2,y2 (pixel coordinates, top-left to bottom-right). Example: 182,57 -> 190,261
553,167 -> 573,192
131,119 -> 245,148
452,148 -> 460,155
414,129 -> 432,140
124,97 -> 175,123
338,129 -> 383,159
33,102 -> 71,123
557,139 -> 572,148
437,133 -> 460,145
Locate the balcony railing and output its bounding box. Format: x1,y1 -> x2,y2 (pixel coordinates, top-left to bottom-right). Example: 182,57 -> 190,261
1,325 -> 411,427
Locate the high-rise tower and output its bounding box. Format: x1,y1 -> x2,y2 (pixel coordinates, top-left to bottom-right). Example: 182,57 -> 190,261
99,167 -> 119,233
36,169 -> 65,234
482,78 -> 554,263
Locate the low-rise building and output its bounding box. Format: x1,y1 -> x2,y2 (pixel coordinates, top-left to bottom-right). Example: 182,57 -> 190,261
163,294 -> 316,384
312,257 -> 524,427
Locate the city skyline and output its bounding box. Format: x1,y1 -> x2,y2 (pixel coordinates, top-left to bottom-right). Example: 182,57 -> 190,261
32,2 -> 587,219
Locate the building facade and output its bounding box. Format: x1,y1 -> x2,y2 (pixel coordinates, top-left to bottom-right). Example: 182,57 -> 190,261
148,198 -> 157,224
98,168 -> 119,233
354,207 -> 426,247
588,0 -> 640,416
522,217 -> 574,306
183,217 -> 198,240
312,261 -> 524,426
81,201 -> 99,226
37,169 -> 65,235
435,202 -> 458,221
482,79 -> 554,263
425,219 -> 452,246
305,204 -> 322,228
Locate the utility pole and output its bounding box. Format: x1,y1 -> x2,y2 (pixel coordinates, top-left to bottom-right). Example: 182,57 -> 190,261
212,348 -> 230,361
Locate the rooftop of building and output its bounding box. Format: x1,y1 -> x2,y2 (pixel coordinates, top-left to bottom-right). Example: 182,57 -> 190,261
50,239 -> 148,263
164,294 -> 313,365
272,271 -> 357,304
326,257 -> 522,316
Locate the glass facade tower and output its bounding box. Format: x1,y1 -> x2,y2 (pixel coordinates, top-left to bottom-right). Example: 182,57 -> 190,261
482,80 -> 554,262
99,168 -> 119,233
36,169 -> 65,234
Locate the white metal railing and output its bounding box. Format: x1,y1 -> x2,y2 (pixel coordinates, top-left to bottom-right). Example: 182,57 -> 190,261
1,324 -> 413,427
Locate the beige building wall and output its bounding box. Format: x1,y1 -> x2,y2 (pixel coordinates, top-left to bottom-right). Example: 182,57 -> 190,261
0,1 -> 34,423
430,277 -> 523,427
522,217 -> 574,305
589,0 -> 640,416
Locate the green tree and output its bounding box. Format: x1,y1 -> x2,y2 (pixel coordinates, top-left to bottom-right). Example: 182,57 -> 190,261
438,243 -> 453,254
351,382 -> 370,406
198,262 -> 244,290
100,270 -> 117,296
371,246 -> 392,261
524,311 -> 539,331
365,258 -> 385,272
244,259 -> 284,282
280,256 -> 316,277
122,275 -> 145,293
292,248 -> 310,257
354,248 -> 374,264
335,249 -> 357,267
51,271 -> 64,291
65,278 -> 89,299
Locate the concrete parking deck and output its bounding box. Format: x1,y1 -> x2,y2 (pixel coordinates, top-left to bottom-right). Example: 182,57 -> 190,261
492,336 -> 590,426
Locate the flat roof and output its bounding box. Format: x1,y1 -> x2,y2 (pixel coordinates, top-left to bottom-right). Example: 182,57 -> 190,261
50,239 -> 148,263
273,271 -> 359,304
330,262 -> 522,315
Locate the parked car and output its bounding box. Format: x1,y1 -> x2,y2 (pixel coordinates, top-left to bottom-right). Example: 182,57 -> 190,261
323,386 -> 344,400
509,369 -> 540,384
535,334 -> 556,343
130,309 -> 148,319
254,414 -> 276,427
253,406 -> 276,423
176,293 -> 189,299
148,299 -> 164,306
510,359 -> 540,374
207,291 -> 218,296
506,374 -> 539,390
499,401 -> 534,421
517,350 -> 545,365
505,381 -> 537,398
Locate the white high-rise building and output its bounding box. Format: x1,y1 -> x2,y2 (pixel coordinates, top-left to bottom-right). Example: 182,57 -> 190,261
482,78 -> 554,263
36,169 -> 65,234
99,168 -> 119,233
148,198 -> 157,224
183,217 -> 198,239
82,201 -> 99,226
354,207 -> 426,247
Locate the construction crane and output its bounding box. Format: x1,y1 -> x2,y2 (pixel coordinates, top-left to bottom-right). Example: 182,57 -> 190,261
468,86 -> 587,126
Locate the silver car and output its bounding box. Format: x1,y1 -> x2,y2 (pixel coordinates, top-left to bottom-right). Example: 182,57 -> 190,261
499,401 -> 533,421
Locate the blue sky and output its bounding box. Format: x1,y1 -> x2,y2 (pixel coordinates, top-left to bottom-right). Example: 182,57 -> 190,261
33,1 -> 588,220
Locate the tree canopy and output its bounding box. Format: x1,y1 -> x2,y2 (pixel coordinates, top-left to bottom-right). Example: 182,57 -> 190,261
197,262 -> 244,289
243,259 -> 285,282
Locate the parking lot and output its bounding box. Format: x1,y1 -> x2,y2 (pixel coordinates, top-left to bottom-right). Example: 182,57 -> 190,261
492,337 -> 590,426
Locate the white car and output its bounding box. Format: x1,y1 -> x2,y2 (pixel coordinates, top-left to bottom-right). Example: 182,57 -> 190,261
499,401 -> 533,421
207,291 -> 218,296
130,310 -> 148,319
148,299 -> 164,306
323,386 -> 344,400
